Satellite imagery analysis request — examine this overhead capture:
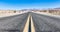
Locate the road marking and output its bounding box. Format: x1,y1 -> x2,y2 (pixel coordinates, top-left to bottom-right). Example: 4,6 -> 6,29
23,15 -> 30,32
31,16 -> 35,32
23,15 -> 35,32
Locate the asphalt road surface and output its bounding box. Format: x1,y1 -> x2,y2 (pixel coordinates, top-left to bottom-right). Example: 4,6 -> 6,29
31,13 -> 60,32
0,12 -> 60,32
0,13 -> 29,32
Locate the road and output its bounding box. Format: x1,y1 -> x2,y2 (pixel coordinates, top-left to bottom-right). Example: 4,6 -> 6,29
0,12 -> 60,32
0,13 -> 29,32
31,13 -> 60,32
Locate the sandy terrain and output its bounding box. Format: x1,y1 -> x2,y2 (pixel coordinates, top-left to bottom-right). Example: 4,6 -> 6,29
0,13 -> 20,17
0,11 -> 28,18
32,11 -> 60,18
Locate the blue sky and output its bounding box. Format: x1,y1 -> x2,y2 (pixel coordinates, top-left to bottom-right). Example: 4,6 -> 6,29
0,0 -> 60,10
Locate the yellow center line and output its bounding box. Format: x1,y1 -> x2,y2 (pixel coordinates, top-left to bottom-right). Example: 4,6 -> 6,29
23,15 -> 30,32
23,14 -> 35,32
31,16 -> 35,32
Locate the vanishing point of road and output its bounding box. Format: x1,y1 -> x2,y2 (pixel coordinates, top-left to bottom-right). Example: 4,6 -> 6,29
0,12 -> 60,32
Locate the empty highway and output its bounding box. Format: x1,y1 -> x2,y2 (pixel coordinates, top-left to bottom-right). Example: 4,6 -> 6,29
0,13 -> 29,32
0,12 -> 60,32
31,13 -> 60,32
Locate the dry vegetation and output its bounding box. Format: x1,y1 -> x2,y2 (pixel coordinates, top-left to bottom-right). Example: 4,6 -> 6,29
0,10 -> 21,14
39,9 -> 60,15
0,10 -> 21,17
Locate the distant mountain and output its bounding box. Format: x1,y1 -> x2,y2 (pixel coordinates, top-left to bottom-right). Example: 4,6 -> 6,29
54,8 -> 60,9
20,9 -> 40,11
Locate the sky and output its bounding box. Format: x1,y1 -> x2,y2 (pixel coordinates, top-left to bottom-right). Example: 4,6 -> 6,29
0,0 -> 60,10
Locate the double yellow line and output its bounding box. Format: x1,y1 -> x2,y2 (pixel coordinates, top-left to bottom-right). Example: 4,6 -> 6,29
23,15 -> 35,32
31,16 -> 35,32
